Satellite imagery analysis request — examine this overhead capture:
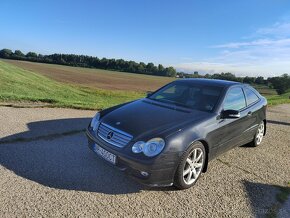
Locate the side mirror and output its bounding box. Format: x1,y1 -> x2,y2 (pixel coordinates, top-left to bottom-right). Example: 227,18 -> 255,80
146,91 -> 153,97
221,109 -> 240,119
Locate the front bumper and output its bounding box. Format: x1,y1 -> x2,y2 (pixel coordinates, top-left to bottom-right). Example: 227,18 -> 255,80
86,128 -> 178,187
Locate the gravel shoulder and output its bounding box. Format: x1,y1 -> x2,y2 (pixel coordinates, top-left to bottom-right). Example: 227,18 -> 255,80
0,105 -> 289,217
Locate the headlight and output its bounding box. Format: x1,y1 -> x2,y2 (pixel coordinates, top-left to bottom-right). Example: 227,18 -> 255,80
132,138 -> 165,157
132,141 -> 145,153
90,112 -> 100,131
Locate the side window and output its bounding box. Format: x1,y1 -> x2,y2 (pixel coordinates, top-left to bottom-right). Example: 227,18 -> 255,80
223,87 -> 246,110
244,88 -> 259,105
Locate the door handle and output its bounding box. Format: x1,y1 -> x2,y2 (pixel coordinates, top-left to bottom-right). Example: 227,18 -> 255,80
247,111 -> 252,116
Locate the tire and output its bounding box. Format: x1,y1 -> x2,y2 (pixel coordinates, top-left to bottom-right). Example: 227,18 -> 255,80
249,121 -> 265,147
174,141 -> 206,190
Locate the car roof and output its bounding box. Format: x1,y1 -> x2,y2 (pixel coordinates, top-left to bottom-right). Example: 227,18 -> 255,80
176,78 -> 241,87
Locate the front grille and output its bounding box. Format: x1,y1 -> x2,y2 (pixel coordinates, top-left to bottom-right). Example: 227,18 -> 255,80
97,123 -> 133,148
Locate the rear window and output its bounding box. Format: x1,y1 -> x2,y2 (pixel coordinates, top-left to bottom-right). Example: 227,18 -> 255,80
244,88 -> 259,105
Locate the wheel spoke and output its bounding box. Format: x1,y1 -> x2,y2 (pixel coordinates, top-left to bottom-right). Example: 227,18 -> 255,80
192,168 -> 197,178
259,124 -> 264,134
195,153 -> 202,162
186,158 -> 192,165
257,135 -> 262,144
192,149 -> 197,161
183,168 -> 190,176
186,170 -> 193,182
195,163 -> 203,168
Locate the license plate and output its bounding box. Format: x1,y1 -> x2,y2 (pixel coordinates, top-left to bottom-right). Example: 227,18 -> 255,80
93,144 -> 116,164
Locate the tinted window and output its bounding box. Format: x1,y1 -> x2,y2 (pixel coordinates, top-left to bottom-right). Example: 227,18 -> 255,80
149,82 -> 223,112
244,88 -> 259,105
223,87 -> 246,110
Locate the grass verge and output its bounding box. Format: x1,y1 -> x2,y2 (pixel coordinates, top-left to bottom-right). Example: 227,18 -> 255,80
265,92 -> 290,106
0,60 -> 143,110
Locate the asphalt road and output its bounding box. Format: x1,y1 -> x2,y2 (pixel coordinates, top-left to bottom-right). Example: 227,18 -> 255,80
0,105 -> 289,217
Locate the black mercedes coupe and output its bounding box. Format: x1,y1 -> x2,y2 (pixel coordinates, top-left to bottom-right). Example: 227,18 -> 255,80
86,79 -> 267,189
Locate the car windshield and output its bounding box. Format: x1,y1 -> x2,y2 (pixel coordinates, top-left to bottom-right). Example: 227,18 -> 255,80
148,82 -> 223,112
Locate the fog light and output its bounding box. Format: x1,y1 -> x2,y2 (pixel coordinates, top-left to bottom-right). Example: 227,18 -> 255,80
140,171 -> 149,177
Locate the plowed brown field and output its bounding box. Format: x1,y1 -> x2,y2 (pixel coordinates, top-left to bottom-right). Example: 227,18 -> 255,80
3,59 -> 175,92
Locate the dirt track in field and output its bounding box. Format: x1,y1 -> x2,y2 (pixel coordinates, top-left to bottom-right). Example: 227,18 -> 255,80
0,105 -> 289,217
2,59 -> 174,92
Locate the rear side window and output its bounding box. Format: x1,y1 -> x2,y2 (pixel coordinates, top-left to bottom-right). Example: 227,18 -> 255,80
223,87 -> 246,110
244,88 -> 259,105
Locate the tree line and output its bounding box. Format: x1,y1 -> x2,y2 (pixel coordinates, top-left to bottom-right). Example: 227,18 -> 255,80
0,48 -> 176,77
1,48 -> 289,94
177,71 -> 290,94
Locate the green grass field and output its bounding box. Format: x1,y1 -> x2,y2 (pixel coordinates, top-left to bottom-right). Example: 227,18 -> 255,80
265,92 -> 290,106
0,61 -> 143,110
252,84 -> 290,106
0,60 -> 289,109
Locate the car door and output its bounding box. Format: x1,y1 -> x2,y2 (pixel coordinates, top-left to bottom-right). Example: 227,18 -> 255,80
241,86 -> 261,141
215,86 -> 249,154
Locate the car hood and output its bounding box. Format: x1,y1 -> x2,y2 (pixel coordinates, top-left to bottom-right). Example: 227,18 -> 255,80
101,99 -> 209,140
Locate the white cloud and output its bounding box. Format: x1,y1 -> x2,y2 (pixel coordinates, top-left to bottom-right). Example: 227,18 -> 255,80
213,38 -> 290,49
176,60 -> 290,77
256,21 -> 290,38
177,20 -> 290,77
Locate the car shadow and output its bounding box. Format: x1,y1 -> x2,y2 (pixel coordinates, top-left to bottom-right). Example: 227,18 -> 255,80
267,120 -> 290,126
243,180 -> 290,218
0,118 -> 147,194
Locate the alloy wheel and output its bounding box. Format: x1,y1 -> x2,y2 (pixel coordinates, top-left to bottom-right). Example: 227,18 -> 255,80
256,122 -> 264,145
183,148 -> 204,185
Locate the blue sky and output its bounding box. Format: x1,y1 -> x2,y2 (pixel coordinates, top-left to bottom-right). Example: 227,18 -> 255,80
1,0 -> 290,77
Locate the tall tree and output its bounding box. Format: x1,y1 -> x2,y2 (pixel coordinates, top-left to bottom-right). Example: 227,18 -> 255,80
255,76 -> 264,84
14,50 -> 25,57
268,74 -> 290,94
243,76 -> 256,84
165,67 -> 176,77
26,52 -> 38,58
0,49 -> 13,58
